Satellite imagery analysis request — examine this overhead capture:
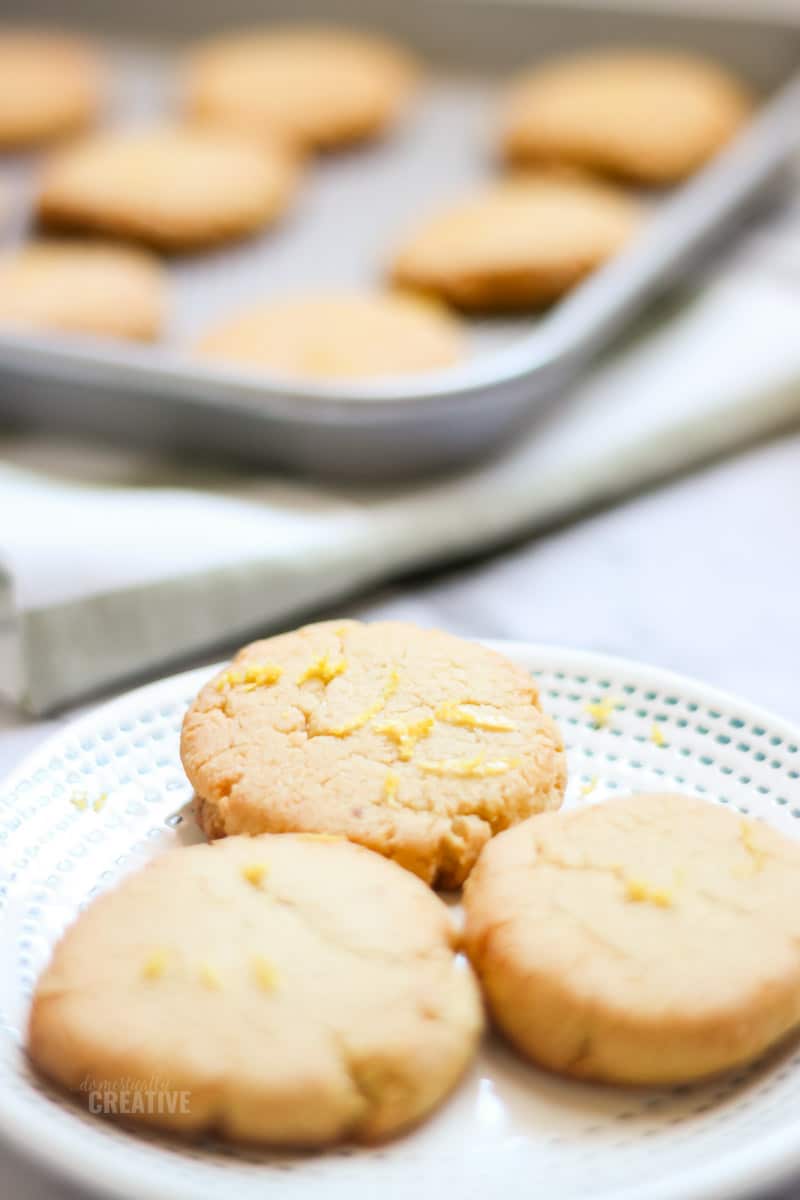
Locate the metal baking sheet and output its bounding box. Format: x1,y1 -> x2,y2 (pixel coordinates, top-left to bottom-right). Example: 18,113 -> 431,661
0,0 -> 799,478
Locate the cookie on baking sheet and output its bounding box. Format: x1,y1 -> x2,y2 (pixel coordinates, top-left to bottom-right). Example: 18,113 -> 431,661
37,125 -> 299,251
502,50 -> 753,185
390,173 -> 639,310
0,240 -> 166,341
184,26 -> 417,152
28,833 -> 483,1145
181,620 -> 566,889
194,290 -> 464,380
464,793 -> 800,1085
0,29 -> 103,149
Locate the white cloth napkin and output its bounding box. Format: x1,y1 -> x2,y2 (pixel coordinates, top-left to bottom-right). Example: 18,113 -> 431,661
3,238 -> 800,714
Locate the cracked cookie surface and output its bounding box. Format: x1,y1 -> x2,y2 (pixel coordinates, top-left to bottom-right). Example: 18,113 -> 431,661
181,620 -> 566,888
28,833 -> 483,1145
464,792 -> 800,1085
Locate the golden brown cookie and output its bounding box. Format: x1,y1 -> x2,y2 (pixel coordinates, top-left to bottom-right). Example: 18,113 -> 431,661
502,51 -> 753,184
28,833 -> 483,1146
0,28 -> 103,149
390,173 -> 639,310
181,620 -> 566,888
0,240 -> 166,341
195,291 -> 464,380
464,793 -> 800,1085
184,26 -> 417,152
37,125 -> 299,251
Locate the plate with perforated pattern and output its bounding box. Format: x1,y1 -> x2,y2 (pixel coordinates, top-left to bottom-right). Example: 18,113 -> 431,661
1,641 -> 800,1200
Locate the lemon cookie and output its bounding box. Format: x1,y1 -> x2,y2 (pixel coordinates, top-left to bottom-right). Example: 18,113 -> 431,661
195,291 -> 464,380
37,125 -> 299,251
29,833 -> 482,1145
464,793 -> 800,1085
0,240 -> 166,341
181,620 -> 566,888
0,29 -> 102,149
184,26 -> 417,152
390,173 -> 639,310
502,51 -> 752,184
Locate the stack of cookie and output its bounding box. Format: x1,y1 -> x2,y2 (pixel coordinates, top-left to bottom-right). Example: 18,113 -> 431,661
0,23 -> 752,383
27,621 -> 800,1148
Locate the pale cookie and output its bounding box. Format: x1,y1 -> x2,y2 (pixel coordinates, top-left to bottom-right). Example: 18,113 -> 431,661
181,620 -> 566,888
502,51 -> 753,184
184,26 -> 417,152
0,29 -> 103,149
0,240 -> 166,341
28,833 -> 483,1145
390,174 -> 639,310
195,291 -> 464,380
464,793 -> 800,1085
37,125 -> 299,251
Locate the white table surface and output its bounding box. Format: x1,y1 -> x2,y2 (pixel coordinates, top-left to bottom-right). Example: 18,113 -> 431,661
2,430 -> 800,1199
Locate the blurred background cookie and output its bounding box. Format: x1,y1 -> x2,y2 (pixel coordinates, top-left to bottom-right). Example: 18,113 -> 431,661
390,173 -> 640,310
465,793 -> 800,1085
181,620 -> 566,888
29,832 -> 483,1146
0,240 -> 166,341
37,125 -> 299,251
0,28 -> 103,150
194,290 -> 464,380
502,50 -> 753,184
184,26 -> 418,152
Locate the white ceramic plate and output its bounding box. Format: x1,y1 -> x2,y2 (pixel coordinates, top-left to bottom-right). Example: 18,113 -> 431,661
1,642 -> 800,1200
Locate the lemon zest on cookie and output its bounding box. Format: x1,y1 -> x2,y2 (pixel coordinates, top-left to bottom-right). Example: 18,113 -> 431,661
216,669 -> 242,691
374,715 -> 434,760
69,791 -> 88,811
586,697 -> 620,728
93,792 -> 108,812
417,754 -> 520,779
216,664 -> 282,693
436,701 -> 516,732
737,820 -> 767,876
298,654 -> 347,686
141,950 -> 168,980
580,776 -> 598,796
650,724 -> 666,748
241,863 -> 268,887
382,771 -> 401,805
322,669 -> 400,737
252,955 -> 278,992
198,962 -> 222,990
624,878 -> 674,908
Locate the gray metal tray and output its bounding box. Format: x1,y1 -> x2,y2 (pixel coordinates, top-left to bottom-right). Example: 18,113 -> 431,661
1,0 -> 799,479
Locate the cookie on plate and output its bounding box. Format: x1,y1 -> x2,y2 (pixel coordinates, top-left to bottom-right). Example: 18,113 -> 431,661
37,125 -> 299,251
181,620 -> 566,888
464,793 -> 800,1085
0,240 -> 166,341
184,26 -> 418,152
502,50 -> 753,184
0,29 -> 103,149
194,291 -> 464,380
390,173 -> 639,310
28,833 -> 483,1145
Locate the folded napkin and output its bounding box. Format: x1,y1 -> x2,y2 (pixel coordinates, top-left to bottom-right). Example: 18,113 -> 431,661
3,233 -> 800,714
